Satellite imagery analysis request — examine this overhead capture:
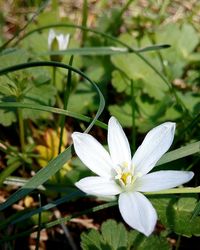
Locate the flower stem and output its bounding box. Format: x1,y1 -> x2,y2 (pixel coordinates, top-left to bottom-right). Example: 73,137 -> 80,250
131,79 -> 136,152
17,108 -> 25,153
145,186 -> 200,195
58,56 -> 74,154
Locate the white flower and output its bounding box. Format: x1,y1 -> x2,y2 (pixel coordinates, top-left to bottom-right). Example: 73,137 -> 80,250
48,29 -> 70,51
72,117 -> 194,236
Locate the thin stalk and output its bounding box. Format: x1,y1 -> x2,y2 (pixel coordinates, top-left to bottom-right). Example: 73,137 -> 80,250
52,66 -> 56,87
58,56 -> 74,154
17,108 -> 25,153
145,187 -> 200,195
53,65 -> 66,108
131,79 -> 136,152
35,194 -> 42,250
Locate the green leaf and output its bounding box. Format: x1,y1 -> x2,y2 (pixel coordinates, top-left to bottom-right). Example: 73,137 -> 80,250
177,92 -> 200,114
81,219 -> 171,250
156,141 -> 200,167
151,195 -> 200,237
101,220 -> 128,249
111,53 -> 168,100
81,230 -> 103,250
111,70 -> 130,93
172,196 -> 200,236
109,103 -> 132,127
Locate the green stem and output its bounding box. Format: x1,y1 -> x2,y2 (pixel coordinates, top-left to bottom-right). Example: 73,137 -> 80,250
58,56 -> 74,154
131,79 -> 136,152
145,186 -> 200,195
53,66 -> 56,87
17,108 -> 25,153
35,194 -> 42,250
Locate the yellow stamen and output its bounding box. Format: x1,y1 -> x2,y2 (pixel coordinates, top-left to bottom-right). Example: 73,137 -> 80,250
121,172 -> 132,185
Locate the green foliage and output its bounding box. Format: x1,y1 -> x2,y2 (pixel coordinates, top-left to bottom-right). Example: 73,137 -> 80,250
109,22 -> 200,131
0,68 -> 56,126
81,219 -> 171,250
151,195 -> 200,237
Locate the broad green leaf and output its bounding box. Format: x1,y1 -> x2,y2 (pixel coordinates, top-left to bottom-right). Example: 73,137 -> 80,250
81,230 -> 104,250
109,103 -> 132,127
111,70 -> 130,93
151,195 -> 200,237
128,230 -> 171,250
101,220 -> 128,249
81,219 -> 171,250
177,92 -> 200,114
111,53 -> 168,100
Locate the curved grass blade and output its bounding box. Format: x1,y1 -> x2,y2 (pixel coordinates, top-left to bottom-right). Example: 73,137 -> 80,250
0,61 -> 105,211
39,45 -> 170,56
0,102 -> 107,130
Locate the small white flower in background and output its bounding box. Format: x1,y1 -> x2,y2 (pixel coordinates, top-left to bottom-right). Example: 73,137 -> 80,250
72,117 -> 194,236
48,29 -> 70,61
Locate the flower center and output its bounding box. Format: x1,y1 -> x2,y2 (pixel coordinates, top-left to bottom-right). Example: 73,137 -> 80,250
115,162 -> 137,189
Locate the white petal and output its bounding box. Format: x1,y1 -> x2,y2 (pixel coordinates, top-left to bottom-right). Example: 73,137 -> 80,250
108,116 -> 131,167
75,177 -> 121,196
132,122 -> 176,176
119,192 -> 157,236
72,132 -> 115,178
56,33 -> 70,50
135,170 -> 194,192
62,34 -> 70,50
48,29 -> 56,49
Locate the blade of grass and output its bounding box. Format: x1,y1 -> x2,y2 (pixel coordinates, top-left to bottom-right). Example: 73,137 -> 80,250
35,194 -> 42,250
0,102 -> 107,130
156,141 -> 200,166
39,45 -> 170,56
